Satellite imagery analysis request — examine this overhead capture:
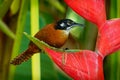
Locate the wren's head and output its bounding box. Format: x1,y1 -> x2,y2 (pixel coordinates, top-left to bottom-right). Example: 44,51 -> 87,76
55,19 -> 83,30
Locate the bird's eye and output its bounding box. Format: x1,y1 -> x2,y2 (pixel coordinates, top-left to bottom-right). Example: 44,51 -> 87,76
60,22 -> 65,27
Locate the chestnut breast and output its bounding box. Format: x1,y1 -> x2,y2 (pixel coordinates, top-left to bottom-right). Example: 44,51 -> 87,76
34,23 -> 69,48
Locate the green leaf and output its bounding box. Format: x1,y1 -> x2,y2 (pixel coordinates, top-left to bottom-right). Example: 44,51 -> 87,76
24,32 -> 80,52
24,32 -> 51,50
0,20 -> 15,39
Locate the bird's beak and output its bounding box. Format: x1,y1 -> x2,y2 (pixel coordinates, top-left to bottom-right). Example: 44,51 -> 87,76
72,23 -> 84,27
66,23 -> 84,30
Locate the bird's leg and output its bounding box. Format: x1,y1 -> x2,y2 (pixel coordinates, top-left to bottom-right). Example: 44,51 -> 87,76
64,48 -> 69,50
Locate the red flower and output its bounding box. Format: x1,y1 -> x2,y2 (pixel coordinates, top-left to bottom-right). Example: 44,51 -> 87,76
97,19 -> 120,57
42,0 -> 120,80
45,48 -> 104,80
64,0 -> 106,29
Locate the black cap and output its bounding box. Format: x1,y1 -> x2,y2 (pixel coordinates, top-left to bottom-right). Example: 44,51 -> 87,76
55,19 -> 84,30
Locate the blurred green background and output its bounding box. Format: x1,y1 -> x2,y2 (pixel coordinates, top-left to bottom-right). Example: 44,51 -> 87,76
0,0 -> 120,80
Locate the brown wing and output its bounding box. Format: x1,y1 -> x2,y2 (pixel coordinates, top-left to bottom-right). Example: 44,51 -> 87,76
34,23 -> 68,48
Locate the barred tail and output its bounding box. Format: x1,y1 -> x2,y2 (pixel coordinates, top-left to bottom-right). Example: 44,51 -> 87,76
10,50 -> 34,65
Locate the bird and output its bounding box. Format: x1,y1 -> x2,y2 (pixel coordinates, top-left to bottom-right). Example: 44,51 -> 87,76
10,19 -> 84,65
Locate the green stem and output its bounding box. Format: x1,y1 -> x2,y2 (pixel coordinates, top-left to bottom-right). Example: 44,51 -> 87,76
109,0 -> 117,18
0,32 -> 3,80
109,1 -> 118,80
117,0 -> 120,17
117,0 -> 120,79
0,0 -> 13,18
2,38 -> 13,80
30,0 -> 40,80
8,0 -> 29,80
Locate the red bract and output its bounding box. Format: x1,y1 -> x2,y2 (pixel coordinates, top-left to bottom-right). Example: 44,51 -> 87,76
64,0 -> 106,29
97,18 -> 120,57
45,48 -> 104,80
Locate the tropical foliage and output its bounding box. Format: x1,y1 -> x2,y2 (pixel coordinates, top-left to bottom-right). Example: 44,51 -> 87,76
0,0 -> 120,80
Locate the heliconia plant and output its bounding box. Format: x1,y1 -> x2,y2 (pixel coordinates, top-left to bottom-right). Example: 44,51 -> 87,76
25,0 -> 120,80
